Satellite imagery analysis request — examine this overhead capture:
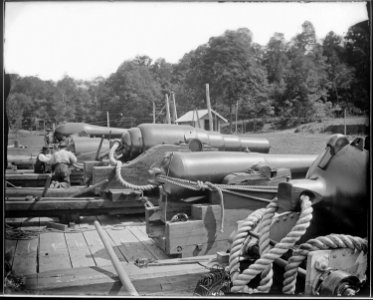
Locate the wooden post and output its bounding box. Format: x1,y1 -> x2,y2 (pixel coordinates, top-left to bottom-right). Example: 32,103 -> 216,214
205,84 -> 213,131
235,101 -> 238,134
106,111 -> 110,128
195,109 -> 201,128
94,221 -> 139,296
95,136 -> 105,161
153,102 -> 156,124
344,108 -> 347,135
165,94 -> 171,124
171,92 -> 178,124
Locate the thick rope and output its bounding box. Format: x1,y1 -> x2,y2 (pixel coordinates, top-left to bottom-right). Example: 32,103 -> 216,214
282,234 -> 368,295
157,174 -> 277,194
109,141 -> 156,191
230,195 -> 313,293
255,200 -> 278,293
229,208 -> 267,283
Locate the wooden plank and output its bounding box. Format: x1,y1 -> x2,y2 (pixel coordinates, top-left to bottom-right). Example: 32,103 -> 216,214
6,217 -> 58,227
5,218 -> 26,227
65,232 -> 96,268
6,186 -> 86,198
82,229 -> 124,266
39,232 -> 72,272
12,237 -> 39,275
24,256 -> 212,295
128,226 -> 169,260
106,227 -> 156,262
5,195 -> 144,218
4,239 -> 18,271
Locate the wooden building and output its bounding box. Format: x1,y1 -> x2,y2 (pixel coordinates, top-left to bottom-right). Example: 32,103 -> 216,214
176,109 -> 228,132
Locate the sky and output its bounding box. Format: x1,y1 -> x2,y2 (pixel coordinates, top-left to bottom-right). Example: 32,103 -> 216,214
4,1 -> 369,82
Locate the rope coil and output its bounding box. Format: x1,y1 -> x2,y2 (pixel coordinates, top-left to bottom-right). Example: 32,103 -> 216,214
109,141 -> 156,191
282,234 -> 368,294
229,194 -> 313,293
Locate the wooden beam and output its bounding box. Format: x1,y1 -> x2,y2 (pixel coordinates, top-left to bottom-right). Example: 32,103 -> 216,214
23,256 -> 212,296
165,94 -> 171,124
5,195 -> 144,218
205,84 -> 213,131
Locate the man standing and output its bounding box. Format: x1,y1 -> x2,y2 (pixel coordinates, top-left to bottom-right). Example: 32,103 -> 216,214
51,141 -> 77,187
34,146 -> 52,174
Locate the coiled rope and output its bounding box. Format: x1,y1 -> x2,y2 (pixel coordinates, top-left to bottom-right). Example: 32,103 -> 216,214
229,194 -> 313,293
109,140 -> 156,191
282,234 -> 368,294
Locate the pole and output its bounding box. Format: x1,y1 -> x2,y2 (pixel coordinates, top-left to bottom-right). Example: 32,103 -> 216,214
205,84 -> 213,131
165,94 -> 171,124
235,101 -> 238,134
195,109 -> 201,128
344,108 -> 347,135
106,112 -> 110,128
171,92 -> 178,124
94,221 -> 139,295
153,102 -> 156,124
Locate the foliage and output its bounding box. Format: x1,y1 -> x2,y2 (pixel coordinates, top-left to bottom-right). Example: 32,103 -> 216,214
5,19 -> 369,131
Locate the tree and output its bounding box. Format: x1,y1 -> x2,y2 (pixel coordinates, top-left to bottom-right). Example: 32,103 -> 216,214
344,20 -> 370,113
6,93 -> 32,136
97,59 -> 163,127
279,21 -> 331,127
322,31 -> 355,114
177,28 -> 272,131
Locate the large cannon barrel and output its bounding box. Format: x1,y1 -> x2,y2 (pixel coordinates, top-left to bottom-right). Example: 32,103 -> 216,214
54,122 -> 128,139
277,134 -> 369,238
157,151 -> 317,196
163,151 -> 317,181
121,123 -> 270,159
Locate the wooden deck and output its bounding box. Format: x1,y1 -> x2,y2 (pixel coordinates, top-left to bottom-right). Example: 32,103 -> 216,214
5,214 -> 212,296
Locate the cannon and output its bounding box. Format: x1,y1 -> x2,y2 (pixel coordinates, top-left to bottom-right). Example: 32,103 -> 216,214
155,151 -> 317,198
54,122 -> 127,139
54,123 -> 271,162
120,123 -> 270,160
144,150 -> 318,257
193,134 -> 369,296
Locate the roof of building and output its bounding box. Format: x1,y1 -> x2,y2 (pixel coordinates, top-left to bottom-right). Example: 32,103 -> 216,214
176,109 -> 228,123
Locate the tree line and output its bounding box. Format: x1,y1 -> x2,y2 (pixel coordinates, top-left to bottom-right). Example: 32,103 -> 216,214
6,20 -> 370,133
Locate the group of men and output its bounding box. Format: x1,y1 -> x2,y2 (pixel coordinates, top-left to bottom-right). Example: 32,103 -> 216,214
35,139 -> 77,187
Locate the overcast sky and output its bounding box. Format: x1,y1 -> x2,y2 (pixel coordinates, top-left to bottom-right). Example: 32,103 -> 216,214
4,1 -> 369,81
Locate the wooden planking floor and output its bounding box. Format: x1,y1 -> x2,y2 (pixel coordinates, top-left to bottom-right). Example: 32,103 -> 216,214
5,214 -> 169,276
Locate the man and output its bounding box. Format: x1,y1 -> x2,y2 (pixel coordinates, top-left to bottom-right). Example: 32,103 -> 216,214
51,141 -> 77,187
34,146 -> 52,174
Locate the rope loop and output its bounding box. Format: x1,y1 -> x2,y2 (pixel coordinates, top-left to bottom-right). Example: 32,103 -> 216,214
109,140 -> 156,191
229,195 -> 313,294
282,234 -> 368,295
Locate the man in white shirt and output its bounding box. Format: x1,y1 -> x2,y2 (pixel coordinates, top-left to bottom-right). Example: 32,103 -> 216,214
51,141 -> 78,187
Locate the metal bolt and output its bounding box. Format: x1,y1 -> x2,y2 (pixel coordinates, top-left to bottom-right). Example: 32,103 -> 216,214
315,256 -> 329,272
